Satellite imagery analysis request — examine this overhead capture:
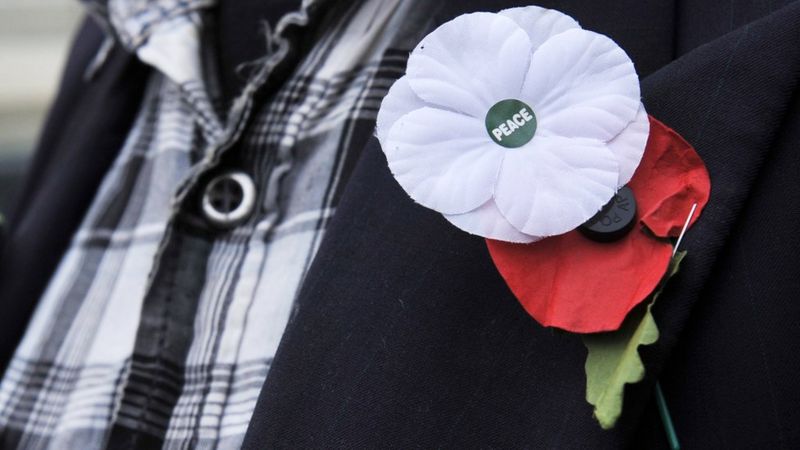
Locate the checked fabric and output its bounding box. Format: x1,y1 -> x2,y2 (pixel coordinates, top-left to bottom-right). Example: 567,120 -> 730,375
0,0 -> 435,448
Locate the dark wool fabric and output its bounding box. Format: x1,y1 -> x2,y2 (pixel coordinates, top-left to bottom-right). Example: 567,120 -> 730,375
242,1 -> 800,448
2,1 -> 799,448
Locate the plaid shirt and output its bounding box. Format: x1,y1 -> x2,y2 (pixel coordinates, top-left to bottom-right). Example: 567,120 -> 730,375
0,0 -> 435,448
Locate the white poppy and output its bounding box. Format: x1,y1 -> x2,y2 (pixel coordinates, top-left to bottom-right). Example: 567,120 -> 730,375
376,6 -> 649,243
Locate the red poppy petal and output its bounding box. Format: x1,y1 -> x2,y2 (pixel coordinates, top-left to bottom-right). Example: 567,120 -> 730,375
628,117 -> 711,237
485,116 -> 709,333
487,230 -> 672,333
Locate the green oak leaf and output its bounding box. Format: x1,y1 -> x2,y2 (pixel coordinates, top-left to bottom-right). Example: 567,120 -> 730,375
583,251 -> 686,429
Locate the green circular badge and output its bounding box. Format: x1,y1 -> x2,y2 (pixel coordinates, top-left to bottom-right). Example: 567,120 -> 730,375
485,99 -> 537,148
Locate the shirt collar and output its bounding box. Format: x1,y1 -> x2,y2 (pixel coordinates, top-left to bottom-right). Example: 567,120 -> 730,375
81,0 -> 216,50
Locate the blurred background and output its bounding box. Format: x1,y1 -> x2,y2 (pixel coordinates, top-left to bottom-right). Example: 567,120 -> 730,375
0,0 -> 82,217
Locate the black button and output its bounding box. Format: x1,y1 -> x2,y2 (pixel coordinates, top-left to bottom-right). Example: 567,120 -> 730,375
579,186 -> 637,243
201,171 -> 256,228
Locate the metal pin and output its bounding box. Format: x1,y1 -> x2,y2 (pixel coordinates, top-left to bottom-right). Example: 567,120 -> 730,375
673,203 -> 698,256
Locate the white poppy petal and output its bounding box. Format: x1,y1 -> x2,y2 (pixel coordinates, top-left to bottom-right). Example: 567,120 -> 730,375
444,200 -> 542,243
406,12 -> 532,118
499,6 -> 581,49
376,76 -> 428,146
610,103 -> 649,186
494,136 -> 619,236
521,29 -> 640,142
385,107 -> 504,214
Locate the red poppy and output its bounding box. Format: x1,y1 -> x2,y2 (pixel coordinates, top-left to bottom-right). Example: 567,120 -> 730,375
486,117 -> 711,333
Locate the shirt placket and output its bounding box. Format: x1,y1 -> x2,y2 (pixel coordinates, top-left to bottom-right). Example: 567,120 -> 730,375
102,1 -> 327,446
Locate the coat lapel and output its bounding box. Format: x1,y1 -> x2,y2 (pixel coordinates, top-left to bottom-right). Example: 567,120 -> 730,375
627,0 -> 800,429
243,1 -> 800,448
245,135 -> 615,448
